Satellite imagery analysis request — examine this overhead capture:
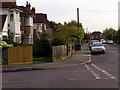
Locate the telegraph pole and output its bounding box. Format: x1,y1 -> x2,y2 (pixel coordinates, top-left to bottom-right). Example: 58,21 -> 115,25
77,8 -> 81,50
77,8 -> 80,29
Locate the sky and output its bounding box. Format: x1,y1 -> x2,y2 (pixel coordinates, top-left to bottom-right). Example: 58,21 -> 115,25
17,0 -> 119,33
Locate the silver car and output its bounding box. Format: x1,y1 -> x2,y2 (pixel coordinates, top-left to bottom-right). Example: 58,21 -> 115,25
100,40 -> 106,44
91,42 -> 105,54
105,40 -> 113,44
89,40 -> 99,50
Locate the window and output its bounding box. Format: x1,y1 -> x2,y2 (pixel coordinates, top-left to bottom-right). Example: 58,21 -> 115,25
25,18 -> 29,26
10,14 -> 14,21
30,36 -> 33,44
40,24 -> 43,32
37,24 -> 39,30
15,37 -> 20,42
2,36 -> 7,40
44,24 -> 46,31
26,36 -> 29,44
34,29 -> 36,36
16,11 -> 19,22
25,35 -> 33,44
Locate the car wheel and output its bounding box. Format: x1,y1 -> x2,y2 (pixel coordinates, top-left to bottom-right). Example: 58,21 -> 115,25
103,52 -> 105,54
91,52 -> 94,55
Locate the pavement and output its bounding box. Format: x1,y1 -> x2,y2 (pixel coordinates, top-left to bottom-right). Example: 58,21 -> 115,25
2,44 -> 91,72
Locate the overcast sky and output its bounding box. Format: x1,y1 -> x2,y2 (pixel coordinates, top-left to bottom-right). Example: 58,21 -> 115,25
17,0 -> 119,32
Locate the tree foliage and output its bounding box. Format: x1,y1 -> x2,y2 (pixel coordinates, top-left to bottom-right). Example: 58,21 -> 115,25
52,20 -> 84,46
103,27 -> 120,44
34,32 -> 51,48
4,31 -> 14,44
83,33 -> 92,43
49,21 -> 58,30
33,32 -> 52,57
67,20 -> 83,29
103,28 -> 116,40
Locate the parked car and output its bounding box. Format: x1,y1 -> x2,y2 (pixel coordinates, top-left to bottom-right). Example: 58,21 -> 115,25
89,40 -> 99,50
90,42 -> 105,54
100,39 -> 106,44
105,40 -> 113,44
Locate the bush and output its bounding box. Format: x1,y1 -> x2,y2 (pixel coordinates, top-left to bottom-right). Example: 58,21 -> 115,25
33,32 -> 52,57
0,41 -> 13,48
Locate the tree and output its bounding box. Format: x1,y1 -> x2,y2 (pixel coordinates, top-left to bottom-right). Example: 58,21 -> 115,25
52,20 -> 84,46
3,31 -> 14,44
34,32 -> 51,48
33,32 -> 52,57
83,33 -> 92,43
67,20 -> 83,29
48,21 -> 58,30
103,28 -> 116,40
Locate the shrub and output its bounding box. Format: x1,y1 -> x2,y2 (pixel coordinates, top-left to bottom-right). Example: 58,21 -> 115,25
0,41 -> 13,48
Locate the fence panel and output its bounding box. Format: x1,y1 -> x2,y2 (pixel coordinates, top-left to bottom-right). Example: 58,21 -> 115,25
52,45 -> 67,60
8,46 -> 33,65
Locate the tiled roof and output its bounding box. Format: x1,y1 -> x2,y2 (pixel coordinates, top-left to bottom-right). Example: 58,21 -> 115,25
33,13 -> 48,23
0,15 -> 7,31
18,6 -> 34,16
2,2 -> 22,10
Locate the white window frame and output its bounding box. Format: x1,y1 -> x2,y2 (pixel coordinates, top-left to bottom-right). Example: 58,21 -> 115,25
26,35 -> 29,44
26,35 -> 33,44
14,36 -> 20,42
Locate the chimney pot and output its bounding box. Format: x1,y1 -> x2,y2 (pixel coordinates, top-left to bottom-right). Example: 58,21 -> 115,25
26,1 -> 31,10
32,7 -> 36,14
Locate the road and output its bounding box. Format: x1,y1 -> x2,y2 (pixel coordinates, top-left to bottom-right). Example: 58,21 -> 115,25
2,44 -> 119,88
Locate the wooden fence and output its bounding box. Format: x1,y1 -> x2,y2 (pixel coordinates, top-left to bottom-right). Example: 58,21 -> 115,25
52,45 -> 67,60
52,45 -> 76,61
6,46 -> 33,65
67,45 -> 76,56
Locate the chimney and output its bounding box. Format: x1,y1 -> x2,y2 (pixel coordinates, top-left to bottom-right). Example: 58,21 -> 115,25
26,1 -> 31,10
31,7 -> 36,14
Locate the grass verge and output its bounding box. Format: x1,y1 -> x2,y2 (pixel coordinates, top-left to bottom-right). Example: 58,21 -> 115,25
33,57 -> 52,62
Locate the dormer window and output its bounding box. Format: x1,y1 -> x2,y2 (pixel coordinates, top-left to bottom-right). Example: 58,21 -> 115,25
25,17 -> 29,26
37,24 -> 40,30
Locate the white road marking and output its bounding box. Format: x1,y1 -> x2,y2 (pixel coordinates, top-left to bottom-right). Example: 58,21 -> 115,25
85,64 -> 118,80
83,55 -> 91,57
91,64 -> 118,80
85,65 -> 101,80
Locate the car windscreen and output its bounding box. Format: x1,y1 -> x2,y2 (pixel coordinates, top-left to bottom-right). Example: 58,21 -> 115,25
92,43 -> 103,47
89,40 -> 99,44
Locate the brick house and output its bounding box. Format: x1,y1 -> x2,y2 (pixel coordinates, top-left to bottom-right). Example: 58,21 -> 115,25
33,13 -> 48,37
19,2 -> 35,44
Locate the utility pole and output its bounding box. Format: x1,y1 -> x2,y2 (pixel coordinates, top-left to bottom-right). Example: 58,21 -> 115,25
77,8 -> 80,29
77,8 -> 81,50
